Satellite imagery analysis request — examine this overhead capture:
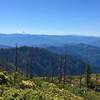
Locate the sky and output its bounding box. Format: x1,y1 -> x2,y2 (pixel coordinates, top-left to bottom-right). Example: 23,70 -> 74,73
0,0 -> 100,36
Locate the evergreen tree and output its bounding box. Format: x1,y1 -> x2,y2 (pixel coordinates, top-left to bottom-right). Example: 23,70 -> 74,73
86,64 -> 91,88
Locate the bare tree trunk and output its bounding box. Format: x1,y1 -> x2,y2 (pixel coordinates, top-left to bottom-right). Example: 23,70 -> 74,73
86,64 -> 91,88
79,62 -> 82,88
95,74 -> 98,91
47,58 -> 52,82
63,56 -> 67,85
80,74 -> 82,88
58,56 -> 62,83
15,43 -> 18,72
29,57 -> 33,79
27,51 -> 33,79
14,43 -> 18,85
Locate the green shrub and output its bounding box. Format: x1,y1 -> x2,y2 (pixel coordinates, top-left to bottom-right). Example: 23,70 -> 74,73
20,80 -> 36,89
89,80 -> 96,89
0,72 -> 8,84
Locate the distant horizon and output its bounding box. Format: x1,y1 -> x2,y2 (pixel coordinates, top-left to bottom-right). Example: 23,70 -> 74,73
0,32 -> 100,38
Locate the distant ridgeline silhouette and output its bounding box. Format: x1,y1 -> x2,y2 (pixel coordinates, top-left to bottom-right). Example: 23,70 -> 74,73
0,34 -> 100,47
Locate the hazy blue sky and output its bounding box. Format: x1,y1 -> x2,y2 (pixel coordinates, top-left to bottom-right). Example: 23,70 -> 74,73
0,0 -> 100,36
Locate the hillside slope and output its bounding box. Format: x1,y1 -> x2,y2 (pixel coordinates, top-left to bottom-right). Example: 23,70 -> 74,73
0,71 -> 100,100
0,71 -> 85,100
0,46 -> 86,75
0,60 -> 15,72
47,43 -> 100,73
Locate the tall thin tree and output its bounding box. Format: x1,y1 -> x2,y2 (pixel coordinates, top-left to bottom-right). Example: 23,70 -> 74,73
28,51 -> 33,79
15,43 -> 18,72
47,57 -> 52,82
79,62 -> 82,88
14,43 -> 18,85
58,56 -> 63,83
63,56 -> 67,84
86,64 -> 91,88
95,74 -> 98,91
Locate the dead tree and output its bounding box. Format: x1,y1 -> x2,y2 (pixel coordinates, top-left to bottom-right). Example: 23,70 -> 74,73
28,52 -> 33,79
79,73 -> 82,88
67,58 -> 71,84
29,58 -> 33,79
63,56 -> 67,84
46,57 -> 52,81
58,56 -> 63,83
95,74 -> 98,91
50,56 -> 55,83
15,43 -> 18,72
77,62 -> 82,88
14,43 -> 18,85
58,56 -> 67,84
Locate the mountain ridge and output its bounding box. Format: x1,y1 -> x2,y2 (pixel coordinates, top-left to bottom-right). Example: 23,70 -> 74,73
0,34 -> 100,47
47,43 -> 100,73
0,46 -> 86,75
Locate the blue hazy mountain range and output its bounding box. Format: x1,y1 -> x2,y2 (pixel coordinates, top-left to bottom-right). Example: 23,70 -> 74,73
0,34 -> 100,73
0,34 -> 100,47
0,44 -> 11,49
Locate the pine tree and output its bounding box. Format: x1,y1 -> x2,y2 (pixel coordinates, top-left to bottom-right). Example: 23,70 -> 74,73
86,64 -> 91,88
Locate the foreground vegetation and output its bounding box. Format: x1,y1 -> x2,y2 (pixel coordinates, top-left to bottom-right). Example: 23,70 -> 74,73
0,71 -> 100,100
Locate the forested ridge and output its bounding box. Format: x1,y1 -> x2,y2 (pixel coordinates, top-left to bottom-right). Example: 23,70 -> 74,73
0,46 -> 86,76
